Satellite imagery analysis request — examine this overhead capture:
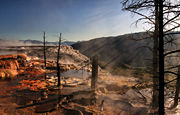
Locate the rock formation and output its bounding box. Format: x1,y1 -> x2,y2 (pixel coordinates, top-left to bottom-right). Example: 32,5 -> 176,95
0,54 -> 27,79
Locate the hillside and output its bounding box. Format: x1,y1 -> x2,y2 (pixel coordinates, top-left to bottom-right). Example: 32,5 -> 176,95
72,32 -> 153,74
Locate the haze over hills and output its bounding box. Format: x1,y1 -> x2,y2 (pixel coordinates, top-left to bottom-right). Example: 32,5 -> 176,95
22,40 -> 76,46
72,32 -> 154,73
0,39 -> 76,46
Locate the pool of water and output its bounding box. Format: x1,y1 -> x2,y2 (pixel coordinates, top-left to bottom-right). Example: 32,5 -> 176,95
46,70 -> 91,80
61,70 -> 91,79
45,70 -> 91,87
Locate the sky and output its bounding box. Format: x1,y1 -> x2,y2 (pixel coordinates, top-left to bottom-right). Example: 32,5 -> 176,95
0,0 -> 144,42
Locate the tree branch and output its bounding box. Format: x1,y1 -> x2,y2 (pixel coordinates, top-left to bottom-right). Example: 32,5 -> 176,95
164,49 -> 180,57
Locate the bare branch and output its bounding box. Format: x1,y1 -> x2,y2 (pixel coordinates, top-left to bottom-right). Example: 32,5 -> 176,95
164,49 -> 180,57
164,13 -> 180,27
127,10 -> 155,24
164,24 -> 180,33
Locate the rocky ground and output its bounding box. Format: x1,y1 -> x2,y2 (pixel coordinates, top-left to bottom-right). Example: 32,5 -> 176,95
0,45 -> 179,115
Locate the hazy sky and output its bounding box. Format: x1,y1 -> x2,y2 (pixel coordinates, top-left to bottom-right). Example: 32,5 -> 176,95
0,0 -> 144,41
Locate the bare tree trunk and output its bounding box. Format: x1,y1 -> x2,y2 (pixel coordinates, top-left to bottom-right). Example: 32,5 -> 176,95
57,33 -> 61,87
158,0 -> 164,114
91,55 -> 98,105
43,32 -> 46,79
91,55 -> 98,90
171,66 -> 180,109
152,0 -> 159,113
43,32 -> 46,68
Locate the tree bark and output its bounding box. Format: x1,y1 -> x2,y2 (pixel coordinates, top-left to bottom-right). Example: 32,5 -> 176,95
91,55 -> 98,105
171,66 -> 180,109
57,33 -> 61,87
152,0 -> 159,113
158,0 -> 164,114
91,55 -> 98,90
43,32 -> 46,68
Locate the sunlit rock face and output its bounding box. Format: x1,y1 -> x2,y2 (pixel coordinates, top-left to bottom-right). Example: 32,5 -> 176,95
0,54 -> 27,79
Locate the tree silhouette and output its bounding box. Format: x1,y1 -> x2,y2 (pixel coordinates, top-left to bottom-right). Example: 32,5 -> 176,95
43,31 -> 46,68
57,33 -> 61,87
122,0 -> 180,114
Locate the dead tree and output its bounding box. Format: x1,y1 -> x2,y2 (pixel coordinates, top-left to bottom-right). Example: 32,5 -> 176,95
158,0 -> 164,114
122,0 -> 160,112
91,55 -> 98,105
152,0 -> 159,112
43,32 -> 46,68
91,55 -> 98,90
171,66 -> 180,109
122,0 -> 180,113
57,33 -> 61,87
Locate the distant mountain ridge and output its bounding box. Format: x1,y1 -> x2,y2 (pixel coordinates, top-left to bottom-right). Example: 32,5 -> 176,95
21,40 -> 76,46
0,39 -> 76,46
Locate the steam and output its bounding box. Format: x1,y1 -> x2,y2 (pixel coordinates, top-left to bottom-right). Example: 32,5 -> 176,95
0,39 -> 51,46
0,40 -> 24,46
